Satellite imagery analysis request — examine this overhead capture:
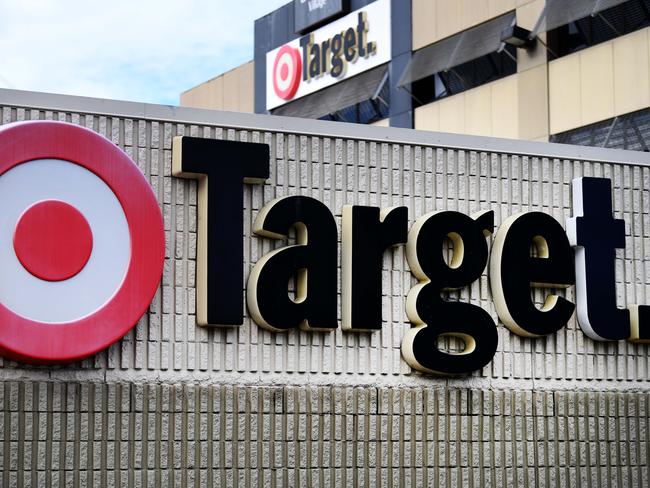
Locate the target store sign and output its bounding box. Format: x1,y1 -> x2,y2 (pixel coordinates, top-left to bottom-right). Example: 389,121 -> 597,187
266,0 -> 391,111
0,121 -> 164,364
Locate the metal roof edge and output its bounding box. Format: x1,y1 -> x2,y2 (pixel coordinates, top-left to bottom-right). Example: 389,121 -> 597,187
2,87 -> 650,166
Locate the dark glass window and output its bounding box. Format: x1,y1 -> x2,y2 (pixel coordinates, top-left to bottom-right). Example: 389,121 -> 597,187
409,45 -> 517,108
550,108 -> 650,151
319,74 -> 390,124
547,0 -> 650,59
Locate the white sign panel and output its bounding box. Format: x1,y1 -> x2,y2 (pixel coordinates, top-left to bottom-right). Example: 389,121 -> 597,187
266,0 -> 391,111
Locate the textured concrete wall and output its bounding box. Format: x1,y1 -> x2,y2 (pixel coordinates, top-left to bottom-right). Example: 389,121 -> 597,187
0,97 -> 649,487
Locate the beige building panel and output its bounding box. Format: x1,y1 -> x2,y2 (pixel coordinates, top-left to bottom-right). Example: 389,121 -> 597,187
413,0 -> 516,50
517,64 -> 549,140
222,62 -> 255,113
614,29 -> 650,116
464,83 -> 493,136
438,94 -> 466,134
207,76 -> 224,110
370,117 -> 389,127
549,54 -> 582,134
490,74 -> 519,139
414,70 -> 545,140
435,0 -> 463,45
460,0 -> 490,32
239,61 -> 255,113
180,61 -> 254,113
211,76 -> 225,110
517,38 -> 548,73
515,0 -> 544,31
179,82 -> 200,108
549,27 -> 650,135
414,100 -> 441,131
222,69 -> 241,112
411,0 -> 437,51
415,74 -> 521,139
580,42 -> 615,126
488,0 -> 516,18
180,75 -> 224,110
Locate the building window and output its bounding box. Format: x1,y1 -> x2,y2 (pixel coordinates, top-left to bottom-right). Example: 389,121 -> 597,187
409,45 -> 517,108
319,74 -> 390,124
550,108 -> 650,151
547,0 -> 650,59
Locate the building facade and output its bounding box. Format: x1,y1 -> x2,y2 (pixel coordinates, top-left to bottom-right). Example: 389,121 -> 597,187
1,88 -> 650,486
182,0 -> 650,151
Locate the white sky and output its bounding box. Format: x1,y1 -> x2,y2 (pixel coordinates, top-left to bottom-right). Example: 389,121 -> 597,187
0,0 -> 289,105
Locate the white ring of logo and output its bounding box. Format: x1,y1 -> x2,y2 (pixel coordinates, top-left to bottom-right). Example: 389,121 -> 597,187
0,159 -> 130,323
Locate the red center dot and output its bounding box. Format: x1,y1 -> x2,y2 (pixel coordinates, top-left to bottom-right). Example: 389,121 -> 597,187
13,200 -> 93,282
280,63 -> 289,81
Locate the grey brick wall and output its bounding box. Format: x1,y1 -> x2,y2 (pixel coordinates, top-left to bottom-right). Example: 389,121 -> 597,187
0,97 -> 649,487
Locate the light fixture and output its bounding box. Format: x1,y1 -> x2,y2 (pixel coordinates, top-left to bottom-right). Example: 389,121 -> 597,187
501,25 -> 535,48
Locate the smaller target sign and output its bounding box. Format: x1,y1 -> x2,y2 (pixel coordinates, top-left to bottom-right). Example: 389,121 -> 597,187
272,45 -> 302,100
266,0 -> 391,111
0,121 -> 165,364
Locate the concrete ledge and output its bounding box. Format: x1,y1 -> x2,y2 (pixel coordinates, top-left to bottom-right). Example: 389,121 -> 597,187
2,87 -> 650,166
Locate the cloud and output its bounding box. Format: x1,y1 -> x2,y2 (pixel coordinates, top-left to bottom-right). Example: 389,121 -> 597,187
0,0 -> 289,104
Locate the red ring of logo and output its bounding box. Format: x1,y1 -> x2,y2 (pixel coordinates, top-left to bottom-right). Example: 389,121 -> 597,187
272,45 -> 302,100
0,121 -> 165,364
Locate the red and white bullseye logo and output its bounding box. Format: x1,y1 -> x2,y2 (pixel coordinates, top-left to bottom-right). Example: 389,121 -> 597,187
0,121 -> 165,364
272,45 -> 302,100
14,200 -> 94,282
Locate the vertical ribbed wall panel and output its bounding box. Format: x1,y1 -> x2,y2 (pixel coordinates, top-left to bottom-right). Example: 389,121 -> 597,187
0,104 -> 649,486
1,383 -> 648,487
